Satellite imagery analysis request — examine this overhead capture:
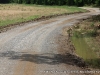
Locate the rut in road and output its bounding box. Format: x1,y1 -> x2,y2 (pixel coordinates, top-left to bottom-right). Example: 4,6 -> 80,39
0,8 -> 100,75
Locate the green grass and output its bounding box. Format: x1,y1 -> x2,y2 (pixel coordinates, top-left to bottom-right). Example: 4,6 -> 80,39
71,31 -> 100,68
21,4 -> 88,14
62,6 -> 87,12
71,15 -> 100,68
31,5 -> 87,12
0,4 -> 86,27
0,15 -> 39,26
72,34 -> 97,59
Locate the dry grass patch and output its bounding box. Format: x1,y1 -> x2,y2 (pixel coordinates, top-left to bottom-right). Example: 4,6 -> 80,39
0,4 -> 68,21
0,4 -> 86,26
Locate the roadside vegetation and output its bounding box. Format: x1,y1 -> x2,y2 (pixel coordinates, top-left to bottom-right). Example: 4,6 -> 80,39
0,0 -> 100,27
0,4 -> 86,27
0,0 -> 100,6
71,15 -> 100,68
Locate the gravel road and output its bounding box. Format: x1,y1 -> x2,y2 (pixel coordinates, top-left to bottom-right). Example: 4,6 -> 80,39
0,8 -> 100,75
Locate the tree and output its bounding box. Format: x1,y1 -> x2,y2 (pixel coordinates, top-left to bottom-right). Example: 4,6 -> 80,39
74,0 -> 84,6
66,0 -> 75,6
0,0 -> 9,3
0,0 -> 99,7
95,0 -> 100,6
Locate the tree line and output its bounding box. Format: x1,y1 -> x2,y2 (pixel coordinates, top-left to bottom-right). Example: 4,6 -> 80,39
0,0 -> 100,6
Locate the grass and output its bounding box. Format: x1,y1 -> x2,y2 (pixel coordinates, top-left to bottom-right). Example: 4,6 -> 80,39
72,31 -> 97,59
36,5 -> 87,12
71,15 -> 100,68
0,15 -> 39,26
72,32 -> 100,68
0,4 -> 86,27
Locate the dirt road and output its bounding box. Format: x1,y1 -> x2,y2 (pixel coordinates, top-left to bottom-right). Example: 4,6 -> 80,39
0,8 -> 100,75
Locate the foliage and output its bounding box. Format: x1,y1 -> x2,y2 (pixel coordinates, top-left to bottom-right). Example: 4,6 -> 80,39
71,15 -> 100,68
0,0 -> 100,6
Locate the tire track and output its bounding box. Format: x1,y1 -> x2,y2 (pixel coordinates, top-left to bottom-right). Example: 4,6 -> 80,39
0,8 -> 100,75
